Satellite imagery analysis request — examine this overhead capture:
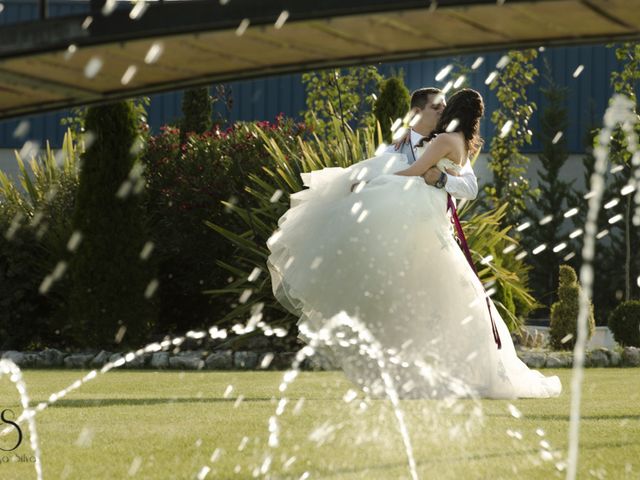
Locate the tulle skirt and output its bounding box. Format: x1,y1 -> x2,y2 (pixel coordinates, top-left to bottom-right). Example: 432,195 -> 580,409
267,154 -> 561,399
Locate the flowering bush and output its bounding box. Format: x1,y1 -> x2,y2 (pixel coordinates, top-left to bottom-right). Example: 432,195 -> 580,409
142,115 -> 309,335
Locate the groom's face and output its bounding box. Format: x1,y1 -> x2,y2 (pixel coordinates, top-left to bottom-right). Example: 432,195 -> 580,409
416,94 -> 446,135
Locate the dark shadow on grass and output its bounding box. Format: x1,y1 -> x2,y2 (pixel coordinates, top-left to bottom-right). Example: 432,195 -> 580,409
35,397 -> 276,408
486,413 -> 640,421
317,439 -> 640,478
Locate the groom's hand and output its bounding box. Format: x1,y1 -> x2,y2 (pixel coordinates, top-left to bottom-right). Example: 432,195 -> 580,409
423,167 -> 460,186
422,167 -> 441,186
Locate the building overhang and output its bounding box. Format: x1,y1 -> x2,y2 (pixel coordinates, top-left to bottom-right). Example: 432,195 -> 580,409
1,0 -> 639,120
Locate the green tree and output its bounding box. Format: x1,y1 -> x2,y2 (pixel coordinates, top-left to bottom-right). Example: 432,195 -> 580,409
570,43 -> 640,322
179,86 -> 213,145
68,101 -> 156,349
549,265 -> 595,350
302,66 -> 383,140
522,62 -> 574,311
373,74 -> 410,143
485,49 -> 539,226
608,42 -> 640,302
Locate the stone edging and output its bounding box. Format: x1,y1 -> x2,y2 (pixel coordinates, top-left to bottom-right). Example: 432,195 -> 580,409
1,346 -> 639,370
517,346 -> 640,368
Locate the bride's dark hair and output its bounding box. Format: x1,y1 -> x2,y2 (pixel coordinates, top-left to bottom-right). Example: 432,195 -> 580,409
426,88 -> 484,156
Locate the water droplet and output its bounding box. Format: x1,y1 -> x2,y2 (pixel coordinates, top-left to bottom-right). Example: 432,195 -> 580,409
269,189 -> 283,203
499,120 -> 513,138
471,57 -> 484,69
84,56 -> 103,79
137,241 -> 154,261
532,244 -> 547,255
496,55 -> 510,69
144,279 -> 159,299
274,10 -> 289,29
564,207 -> 579,218
485,71 -> 498,85
145,42 -> 164,64
445,118 -> 460,132
507,403 -> 522,419
608,213 -> 623,224
552,131 -> 563,144
12,120 -> 30,139
101,0 -> 117,15
435,64 -> 453,82
121,65 -> 138,85
236,18 -> 250,36
129,1 -> 149,20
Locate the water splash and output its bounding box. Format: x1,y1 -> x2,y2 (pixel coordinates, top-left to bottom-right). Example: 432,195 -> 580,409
0,360 -> 43,480
566,94 -> 639,480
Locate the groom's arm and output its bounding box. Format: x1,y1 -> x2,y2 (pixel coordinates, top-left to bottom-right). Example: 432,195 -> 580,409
423,161 -> 478,200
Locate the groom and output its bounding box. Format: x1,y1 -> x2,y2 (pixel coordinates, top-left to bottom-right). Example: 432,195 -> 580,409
387,87 -> 478,202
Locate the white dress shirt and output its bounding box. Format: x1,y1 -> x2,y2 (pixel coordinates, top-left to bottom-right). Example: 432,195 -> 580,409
385,129 -> 478,201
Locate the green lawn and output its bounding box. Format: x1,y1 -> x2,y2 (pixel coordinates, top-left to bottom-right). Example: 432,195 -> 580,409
0,369 -> 638,479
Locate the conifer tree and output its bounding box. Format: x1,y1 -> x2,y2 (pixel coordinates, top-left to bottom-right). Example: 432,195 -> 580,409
68,100 -> 156,349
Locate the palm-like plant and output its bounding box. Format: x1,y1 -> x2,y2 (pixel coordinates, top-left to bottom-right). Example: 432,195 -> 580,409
0,129 -> 81,349
206,120 -> 536,342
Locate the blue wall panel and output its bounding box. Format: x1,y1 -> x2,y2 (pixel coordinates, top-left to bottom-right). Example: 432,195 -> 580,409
0,1 -> 633,155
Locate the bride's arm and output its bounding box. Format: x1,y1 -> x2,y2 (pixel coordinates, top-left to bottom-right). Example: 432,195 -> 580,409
394,134 -> 455,177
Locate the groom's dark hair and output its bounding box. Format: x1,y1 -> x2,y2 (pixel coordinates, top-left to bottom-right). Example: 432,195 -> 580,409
410,87 -> 442,110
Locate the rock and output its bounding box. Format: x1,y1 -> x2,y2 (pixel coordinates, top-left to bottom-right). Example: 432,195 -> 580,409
150,352 -> 170,369
519,351 -> 546,369
234,351 -> 258,370
545,352 -> 572,368
91,351 -> 112,368
609,350 -> 622,367
303,352 -> 340,371
109,353 -> 124,364
169,353 -> 205,370
243,335 -> 272,352
622,346 -> 640,367
64,354 -> 94,369
588,349 -> 610,368
272,352 -> 296,370
22,353 -> 40,368
39,348 -> 66,368
1,351 -> 25,366
205,351 -> 233,370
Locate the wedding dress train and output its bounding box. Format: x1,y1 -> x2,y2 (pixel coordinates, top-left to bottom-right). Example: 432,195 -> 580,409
267,153 -> 561,399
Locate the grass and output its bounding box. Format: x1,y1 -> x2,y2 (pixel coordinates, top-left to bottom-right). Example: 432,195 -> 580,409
0,368 -> 638,479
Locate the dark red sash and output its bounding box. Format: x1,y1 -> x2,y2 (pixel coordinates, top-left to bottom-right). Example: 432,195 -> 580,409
446,194 -> 502,349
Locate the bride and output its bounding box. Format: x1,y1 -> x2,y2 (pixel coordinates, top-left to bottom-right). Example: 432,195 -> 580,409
267,88 -> 561,399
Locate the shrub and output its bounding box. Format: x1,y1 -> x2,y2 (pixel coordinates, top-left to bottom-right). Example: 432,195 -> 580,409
373,75 -> 410,143
142,115 -> 309,335
179,86 -> 213,145
608,300 -> 640,347
67,101 -> 156,349
302,66 -> 383,140
0,131 -> 80,350
207,119 -> 537,345
549,265 -> 595,350
459,200 -> 538,333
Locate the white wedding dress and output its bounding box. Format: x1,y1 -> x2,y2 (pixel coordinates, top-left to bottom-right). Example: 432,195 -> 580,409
267,153 -> 561,399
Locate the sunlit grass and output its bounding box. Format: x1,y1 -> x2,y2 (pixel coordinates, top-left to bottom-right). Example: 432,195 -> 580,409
0,369 -> 638,479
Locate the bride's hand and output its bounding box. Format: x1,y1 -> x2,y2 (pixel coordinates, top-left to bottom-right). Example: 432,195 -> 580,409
391,130 -> 411,150
445,168 -> 460,177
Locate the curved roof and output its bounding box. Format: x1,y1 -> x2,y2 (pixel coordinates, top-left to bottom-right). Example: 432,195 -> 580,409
0,0 -> 639,119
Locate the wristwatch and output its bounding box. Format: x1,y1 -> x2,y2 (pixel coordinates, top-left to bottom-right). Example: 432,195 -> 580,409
435,172 -> 448,189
